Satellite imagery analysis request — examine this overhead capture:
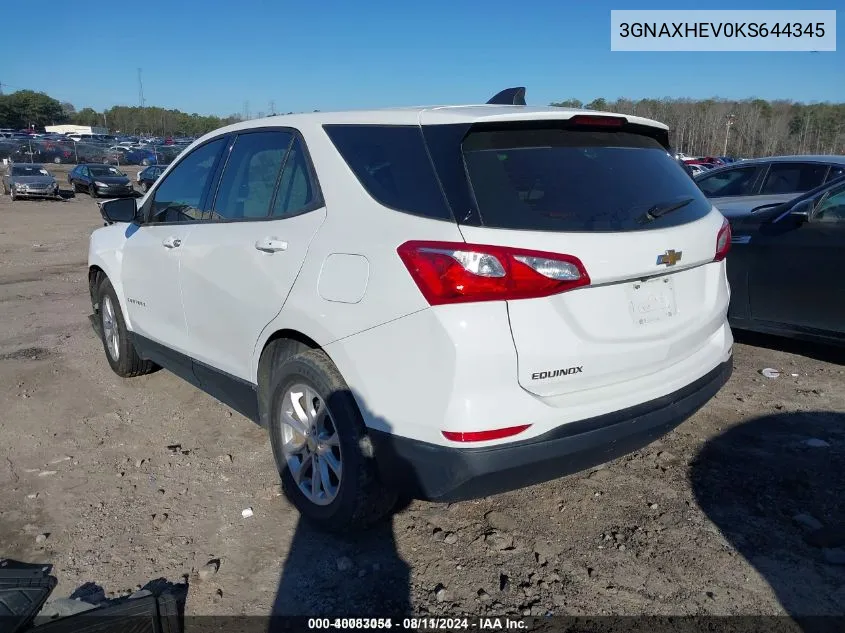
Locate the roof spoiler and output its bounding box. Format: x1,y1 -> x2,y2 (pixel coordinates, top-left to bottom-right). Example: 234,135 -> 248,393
486,87 -> 526,106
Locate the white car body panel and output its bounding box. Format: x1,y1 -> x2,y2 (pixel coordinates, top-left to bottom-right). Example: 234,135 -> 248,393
181,208 -> 328,381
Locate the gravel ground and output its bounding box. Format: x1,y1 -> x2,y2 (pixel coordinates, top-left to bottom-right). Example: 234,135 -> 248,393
1,166 -> 844,618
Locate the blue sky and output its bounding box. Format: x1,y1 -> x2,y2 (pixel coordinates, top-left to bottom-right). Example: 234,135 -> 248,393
3,0 -> 842,115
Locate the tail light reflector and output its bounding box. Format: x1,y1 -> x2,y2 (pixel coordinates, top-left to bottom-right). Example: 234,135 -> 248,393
397,241 -> 590,305
714,218 -> 731,262
442,424 -> 531,443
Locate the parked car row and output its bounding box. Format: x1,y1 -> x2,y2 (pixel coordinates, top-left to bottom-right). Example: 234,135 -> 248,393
2,162 -> 145,201
0,135 -> 189,166
695,155 -> 845,217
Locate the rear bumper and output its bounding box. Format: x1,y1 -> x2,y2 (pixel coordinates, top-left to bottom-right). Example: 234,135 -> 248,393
369,358 -> 732,502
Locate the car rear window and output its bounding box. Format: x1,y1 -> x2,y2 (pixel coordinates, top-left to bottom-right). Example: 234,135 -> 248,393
323,125 -> 453,221
461,128 -> 713,232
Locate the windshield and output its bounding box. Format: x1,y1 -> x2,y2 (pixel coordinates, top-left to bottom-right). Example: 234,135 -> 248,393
12,165 -> 49,176
89,166 -> 122,177
461,128 -> 713,232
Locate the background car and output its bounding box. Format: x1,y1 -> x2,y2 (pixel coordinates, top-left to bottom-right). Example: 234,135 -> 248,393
68,164 -> 134,198
695,155 -> 845,218
136,164 -> 168,192
2,163 -> 60,200
726,175 -> 845,345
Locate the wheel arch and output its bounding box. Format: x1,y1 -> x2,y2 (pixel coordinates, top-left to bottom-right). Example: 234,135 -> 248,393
87,260 -> 133,331
255,329 -> 326,427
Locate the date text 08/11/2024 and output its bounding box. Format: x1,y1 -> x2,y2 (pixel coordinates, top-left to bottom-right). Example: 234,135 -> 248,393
307,617 -> 528,630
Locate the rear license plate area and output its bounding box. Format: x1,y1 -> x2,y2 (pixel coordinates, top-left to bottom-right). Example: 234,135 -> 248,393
628,276 -> 677,325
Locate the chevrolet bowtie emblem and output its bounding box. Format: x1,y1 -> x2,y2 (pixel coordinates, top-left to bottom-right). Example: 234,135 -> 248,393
656,249 -> 682,266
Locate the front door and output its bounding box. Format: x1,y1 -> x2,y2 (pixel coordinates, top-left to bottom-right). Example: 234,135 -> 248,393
121,136 -> 227,354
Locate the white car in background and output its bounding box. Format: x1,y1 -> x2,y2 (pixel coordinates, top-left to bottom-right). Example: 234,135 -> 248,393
87,88 -> 733,532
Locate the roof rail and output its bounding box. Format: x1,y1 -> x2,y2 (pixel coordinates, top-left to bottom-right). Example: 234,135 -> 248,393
486,87 -> 526,106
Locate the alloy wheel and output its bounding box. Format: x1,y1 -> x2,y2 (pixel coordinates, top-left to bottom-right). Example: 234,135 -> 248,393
279,383 -> 342,506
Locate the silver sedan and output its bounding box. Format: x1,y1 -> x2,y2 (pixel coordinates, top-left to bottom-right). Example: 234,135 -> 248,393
2,163 -> 60,200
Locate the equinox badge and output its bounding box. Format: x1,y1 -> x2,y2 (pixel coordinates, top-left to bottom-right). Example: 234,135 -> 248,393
656,249 -> 682,266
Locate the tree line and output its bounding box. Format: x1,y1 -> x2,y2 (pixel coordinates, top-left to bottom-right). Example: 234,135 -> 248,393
552,97 -> 845,157
2,88 -> 843,157
0,90 -> 242,137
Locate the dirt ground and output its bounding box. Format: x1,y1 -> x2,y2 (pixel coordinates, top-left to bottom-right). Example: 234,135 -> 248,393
1,163 -> 844,619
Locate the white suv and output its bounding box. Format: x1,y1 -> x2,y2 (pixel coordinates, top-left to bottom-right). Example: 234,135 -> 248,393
88,92 -> 734,531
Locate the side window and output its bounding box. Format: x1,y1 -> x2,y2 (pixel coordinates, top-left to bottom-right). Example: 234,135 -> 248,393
149,137 -> 225,224
760,162 -> 828,195
209,130 -> 292,220
826,166 -> 845,183
814,185 -> 845,223
323,124 -> 451,220
696,166 -> 759,197
271,137 -> 319,218
80,167 -> 89,177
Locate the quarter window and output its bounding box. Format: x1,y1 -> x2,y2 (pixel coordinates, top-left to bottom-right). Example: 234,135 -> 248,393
149,138 -> 225,223
323,124 -> 452,220
826,166 -> 845,183
210,131 -> 293,220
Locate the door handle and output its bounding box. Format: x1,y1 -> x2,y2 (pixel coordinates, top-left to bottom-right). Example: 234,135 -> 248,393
162,236 -> 182,249
255,237 -> 288,253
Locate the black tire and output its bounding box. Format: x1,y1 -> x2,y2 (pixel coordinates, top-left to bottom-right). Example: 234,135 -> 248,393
96,277 -> 155,378
88,183 -> 97,198
10,188 -> 16,201
268,349 -> 396,533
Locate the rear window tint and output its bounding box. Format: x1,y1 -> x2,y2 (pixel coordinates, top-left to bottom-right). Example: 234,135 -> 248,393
323,125 -> 452,221
461,129 -> 713,232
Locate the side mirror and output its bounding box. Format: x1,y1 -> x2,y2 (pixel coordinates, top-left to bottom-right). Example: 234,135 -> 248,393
98,197 -> 137,224
789,199 -> 815,223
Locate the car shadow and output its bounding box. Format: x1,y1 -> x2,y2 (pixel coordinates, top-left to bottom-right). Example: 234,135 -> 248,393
733,330 -> 845,366
691,411 -> 845,620
269,388 -> 415,627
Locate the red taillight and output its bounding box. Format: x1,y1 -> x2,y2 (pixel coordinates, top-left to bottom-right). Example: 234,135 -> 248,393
397,241 -> 591,305
569,114 -> 626,127
714,218 -> 731,262
442,424 -> 531,443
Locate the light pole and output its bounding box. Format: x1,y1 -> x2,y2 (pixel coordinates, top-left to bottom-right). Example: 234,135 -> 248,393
723,113 -> 735,156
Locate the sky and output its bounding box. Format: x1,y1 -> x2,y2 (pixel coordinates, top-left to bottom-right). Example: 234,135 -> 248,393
2,0 -> 842,116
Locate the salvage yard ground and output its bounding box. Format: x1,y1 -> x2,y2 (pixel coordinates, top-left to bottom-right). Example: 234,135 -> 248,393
1,168 -> 844,616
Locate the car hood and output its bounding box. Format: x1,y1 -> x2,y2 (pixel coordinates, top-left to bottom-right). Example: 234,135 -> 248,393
92,175 -> 130,184
12,175 -> 56,185
710,193 -> 799,218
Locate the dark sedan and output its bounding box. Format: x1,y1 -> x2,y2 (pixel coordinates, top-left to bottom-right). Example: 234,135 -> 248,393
726,175 -> 845,345
68,164 -> 135,198
135,164 -> 168,192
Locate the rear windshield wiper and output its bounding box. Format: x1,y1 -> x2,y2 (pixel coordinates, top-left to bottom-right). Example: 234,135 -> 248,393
636,197 -> 694,224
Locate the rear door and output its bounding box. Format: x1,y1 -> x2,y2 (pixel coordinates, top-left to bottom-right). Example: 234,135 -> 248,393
445,119 -> 729,397
178,128 -> 327,382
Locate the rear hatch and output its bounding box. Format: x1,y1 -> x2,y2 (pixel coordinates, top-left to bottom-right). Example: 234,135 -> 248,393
420,115 -> 730,398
